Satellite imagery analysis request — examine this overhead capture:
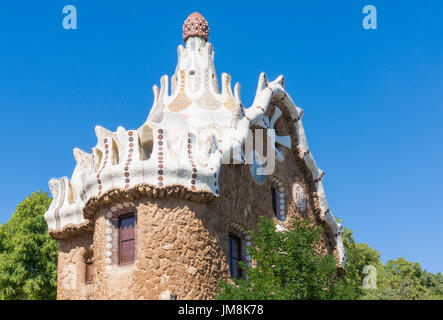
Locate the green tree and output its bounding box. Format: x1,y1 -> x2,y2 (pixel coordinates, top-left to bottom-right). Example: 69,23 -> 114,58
216,217 -> 341,300
420,271 -> 443,299
338,220 -> 442,300
0,191 -> 58,300
337,225 -> 383,299
364,258 -> 429,300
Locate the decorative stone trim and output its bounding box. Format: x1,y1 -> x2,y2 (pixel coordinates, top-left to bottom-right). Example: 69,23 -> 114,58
96,141 -> 109,196
292,183 -> 307,213
229,222 -> 252,267
123,131 -> 135,190
157,128 -> 164,187
187,132 -> 197,191
313,171 -> 325,183
83,184 -> 216,220
104,202 -> 138,267
271,177 -> 286,221
48,220 -> 94,240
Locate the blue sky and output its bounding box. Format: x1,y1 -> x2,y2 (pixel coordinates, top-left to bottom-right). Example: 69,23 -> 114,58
0,1 -> 442,273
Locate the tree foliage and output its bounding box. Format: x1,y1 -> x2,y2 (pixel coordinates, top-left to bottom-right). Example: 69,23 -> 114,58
217,217 -> 342,300
0,191 -> 58,300
217,217 -> 442,300
340,223 -> 442,300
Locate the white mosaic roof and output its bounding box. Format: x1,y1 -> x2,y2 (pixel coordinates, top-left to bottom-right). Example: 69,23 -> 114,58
44,31 -> 346,266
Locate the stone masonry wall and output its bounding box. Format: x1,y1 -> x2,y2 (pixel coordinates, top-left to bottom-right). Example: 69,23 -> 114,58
56,147 -> 336,299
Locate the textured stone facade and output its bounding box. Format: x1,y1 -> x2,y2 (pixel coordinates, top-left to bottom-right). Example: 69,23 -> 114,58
55,150 -> 338,299
48,12 -> 345,300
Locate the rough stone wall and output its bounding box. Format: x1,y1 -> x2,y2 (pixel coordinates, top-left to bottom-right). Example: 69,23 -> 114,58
56,233 -> 94,300
56,146 -> 336,299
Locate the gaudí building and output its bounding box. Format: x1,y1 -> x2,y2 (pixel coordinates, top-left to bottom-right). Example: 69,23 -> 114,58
44,12 -> 346,300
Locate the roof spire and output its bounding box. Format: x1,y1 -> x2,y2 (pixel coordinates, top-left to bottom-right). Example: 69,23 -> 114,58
182,12 -> 209,42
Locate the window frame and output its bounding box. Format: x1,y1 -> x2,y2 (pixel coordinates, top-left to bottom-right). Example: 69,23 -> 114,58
85,259 -> 94,284
118,212 -> 136,265
271,185 -> 279,219
228,233 -> 243,279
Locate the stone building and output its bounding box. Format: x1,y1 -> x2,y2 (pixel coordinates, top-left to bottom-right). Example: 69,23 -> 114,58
44,12 -> 346,300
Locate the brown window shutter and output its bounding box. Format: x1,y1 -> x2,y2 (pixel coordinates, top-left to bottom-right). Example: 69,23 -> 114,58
86,260 -> 94,284
119,214 -> 136,264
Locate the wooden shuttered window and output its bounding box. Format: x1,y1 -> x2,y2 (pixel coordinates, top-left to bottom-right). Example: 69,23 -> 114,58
228,233 -> 243,279
86,260 -> 94,284
119,213 -> 136,264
